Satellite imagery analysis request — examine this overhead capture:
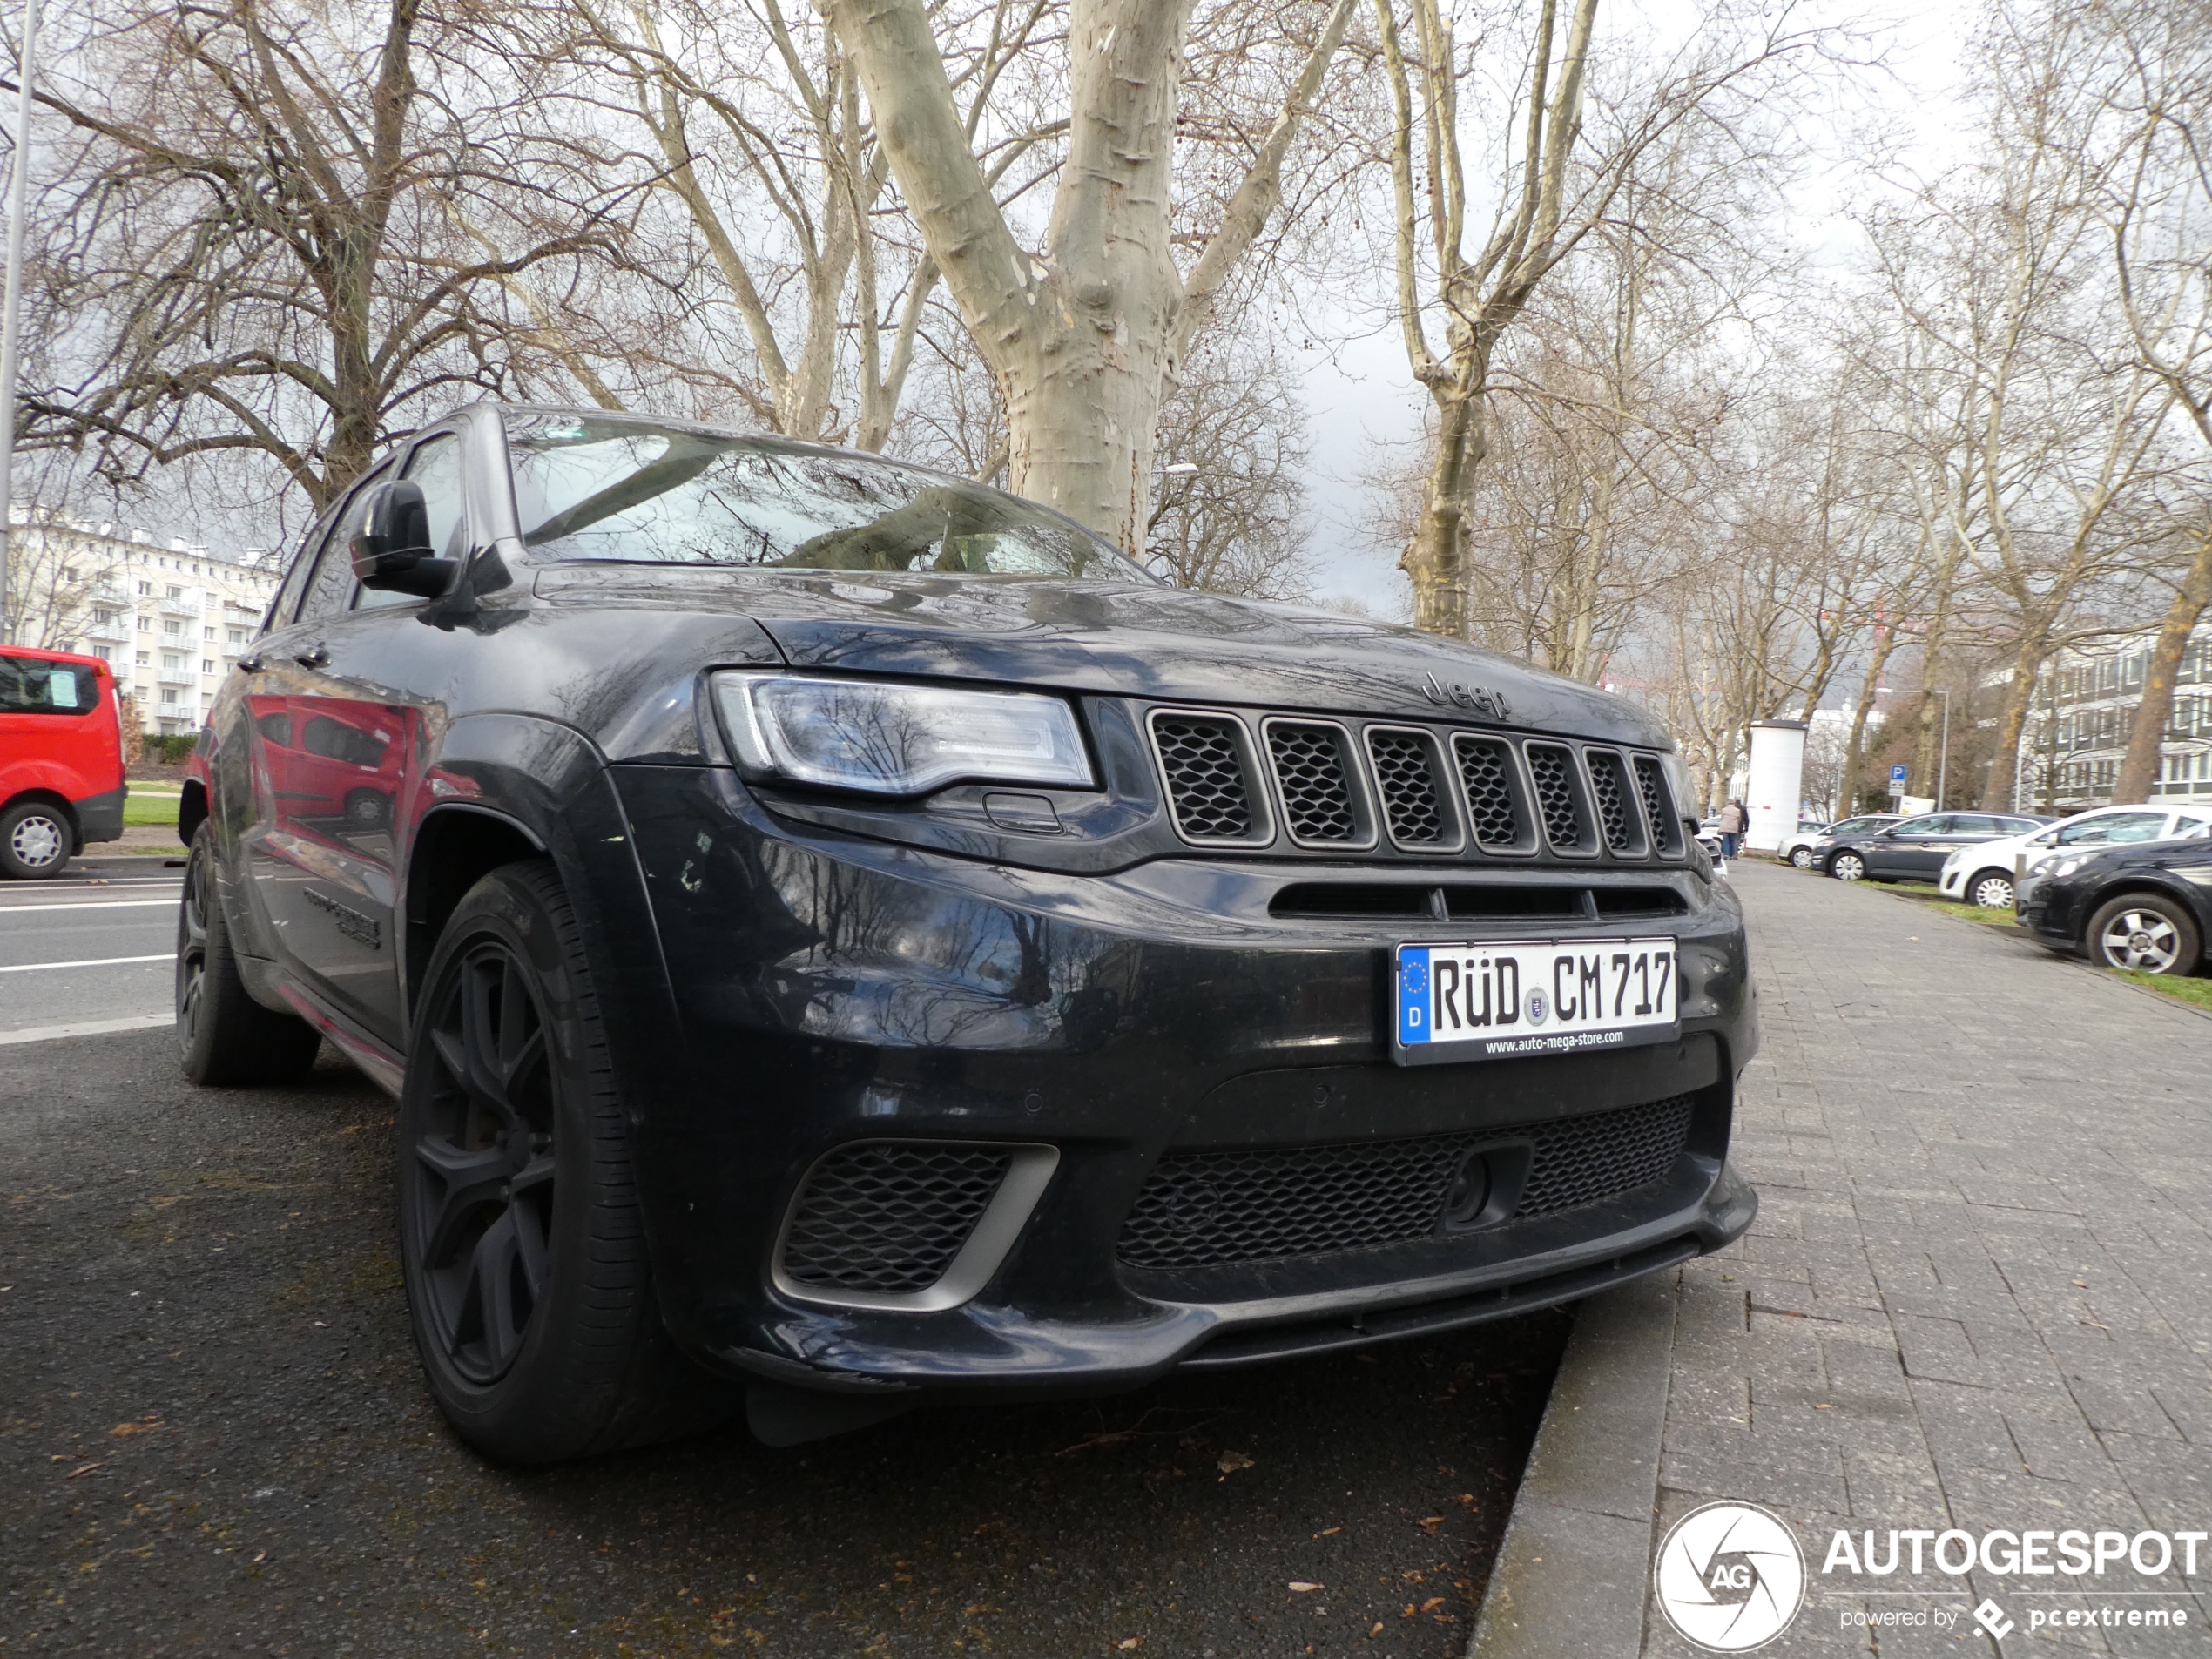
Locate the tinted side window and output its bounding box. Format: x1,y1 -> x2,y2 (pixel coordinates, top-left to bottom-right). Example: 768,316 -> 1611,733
1892,816 -> 1947,835
0,654 -> 98,715
298,467 -> 394,624
271,509 -> 343,628
1951,815 -> 2003,835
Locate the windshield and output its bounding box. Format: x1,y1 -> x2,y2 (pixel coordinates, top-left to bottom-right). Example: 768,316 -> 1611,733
507,415 -> 1152,583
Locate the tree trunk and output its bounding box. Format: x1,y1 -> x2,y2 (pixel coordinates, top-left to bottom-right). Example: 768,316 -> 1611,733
1838,625 -> 1900,815
1403,383 -> 1485,634
1980,633 -> 2049,811
2114,529 -> 2212,803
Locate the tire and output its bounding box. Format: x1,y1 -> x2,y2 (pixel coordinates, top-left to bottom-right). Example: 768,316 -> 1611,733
1788,845 -> 1814,870
1966,870 -> 2016,911
176,825 -> 325,1085
1828,850 -> 1867,882
2085,892 -> 2202,976
395,859 -> 737,1464
0,798 -> 73,880
344,788 -> 390,827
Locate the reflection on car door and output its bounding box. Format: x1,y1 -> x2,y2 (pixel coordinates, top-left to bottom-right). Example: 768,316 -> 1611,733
239,462 -> 418,1043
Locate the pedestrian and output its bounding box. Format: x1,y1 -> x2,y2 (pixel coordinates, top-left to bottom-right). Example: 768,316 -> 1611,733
1716,799 -> 1746,867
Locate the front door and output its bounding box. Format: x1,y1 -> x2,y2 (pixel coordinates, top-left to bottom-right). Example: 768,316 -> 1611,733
234,434 -> 462,1046
1865,814 -> 1947,877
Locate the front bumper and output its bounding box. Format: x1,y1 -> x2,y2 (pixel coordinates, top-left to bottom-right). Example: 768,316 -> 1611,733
605,763 -> 1761,1398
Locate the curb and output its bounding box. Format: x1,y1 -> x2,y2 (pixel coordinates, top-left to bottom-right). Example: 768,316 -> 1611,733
1466,1270 -> 1679,1659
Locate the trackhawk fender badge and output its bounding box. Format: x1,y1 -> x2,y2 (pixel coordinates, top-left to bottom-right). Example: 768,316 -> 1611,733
1419,673 -> 1512,721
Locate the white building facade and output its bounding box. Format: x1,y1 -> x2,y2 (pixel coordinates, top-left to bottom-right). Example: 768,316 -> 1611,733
2020,624 -> 2212,812
5,513 -> 284,738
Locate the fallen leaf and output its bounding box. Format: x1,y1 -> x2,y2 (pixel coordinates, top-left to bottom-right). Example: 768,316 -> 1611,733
1400,1605 -> 1417,1618
1457,1494 -> 1474,1505
66,1462 -> 103,1479
1217,1451 -> 1254,1474
1316,1526 -> 1341,1536
1420,1597 -> 1446,1613
1369,1623 -> 1383,1637
1814,1403 -> 1832,1410
1116,1640 -> 1143,1651
1289,1581 -> 1321,1593
1418,1515 -> 1444,1533
2072,1279 -> 2089,1288
109,1421 -> 155,1438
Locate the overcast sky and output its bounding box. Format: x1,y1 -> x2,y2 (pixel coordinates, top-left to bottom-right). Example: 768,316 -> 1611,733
1290,0 -> 1985,621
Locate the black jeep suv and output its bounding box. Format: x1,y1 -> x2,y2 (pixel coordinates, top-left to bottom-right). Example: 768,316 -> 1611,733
175,404 -> 1757,1461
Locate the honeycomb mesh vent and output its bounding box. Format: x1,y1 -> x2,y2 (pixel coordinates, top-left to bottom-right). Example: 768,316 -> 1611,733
1154,716 -> 1255,841
1369,731 -> 1447,844
1585,750 -> 1636,853
1116,1095 -> 1696,1270
1525,744 -> 1588,850
1632,757 -> 1682,856
780,1142 -> 1012,1295
1268,723 -> 1359,843
1453,736 -> 1523,849
1517,1096 -> 1694,1216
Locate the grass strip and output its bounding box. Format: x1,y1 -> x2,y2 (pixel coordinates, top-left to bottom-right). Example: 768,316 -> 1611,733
2110,969 -> 2212,1011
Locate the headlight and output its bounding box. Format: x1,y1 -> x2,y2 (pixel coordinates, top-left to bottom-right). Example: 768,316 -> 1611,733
711,672 -> 1094,796
2051,856 -> 2084,878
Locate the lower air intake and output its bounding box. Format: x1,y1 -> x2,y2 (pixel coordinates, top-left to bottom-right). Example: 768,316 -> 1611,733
779,1142 -> 1012,1296
1116,1095 -> 1696,1271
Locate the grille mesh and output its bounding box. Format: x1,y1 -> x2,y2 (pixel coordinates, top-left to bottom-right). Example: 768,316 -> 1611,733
1453,736 -> 1523,849
1585,750 -> 1635,853
1369,731 -> 1447,845
1268,723 -> 1360,844
1632,757 -> 1680,856
1117,1095 -> 1696,1270
1155,716 -> 1255,841
1526,744 -> 1587,850
780,1143 -> 1012,1295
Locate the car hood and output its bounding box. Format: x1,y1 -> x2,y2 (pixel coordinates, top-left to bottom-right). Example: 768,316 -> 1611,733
530,566 -> 1671,746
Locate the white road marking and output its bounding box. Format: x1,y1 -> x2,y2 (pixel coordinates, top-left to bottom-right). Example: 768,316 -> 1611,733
0,954 -> 171,974
0,1012 -> 172,1045
0,900 -> 178,914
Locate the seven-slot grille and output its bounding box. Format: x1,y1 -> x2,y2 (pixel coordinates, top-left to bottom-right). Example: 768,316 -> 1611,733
1116,1094 -> 1697,1271
1148,706 -> 1683,863
779,1142 -> 1012,1296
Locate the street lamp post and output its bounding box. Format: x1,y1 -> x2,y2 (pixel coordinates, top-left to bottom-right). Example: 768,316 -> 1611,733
0,0 -> 39,646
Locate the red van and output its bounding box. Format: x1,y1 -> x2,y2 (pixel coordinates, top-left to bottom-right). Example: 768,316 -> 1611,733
0,644 -> 129,878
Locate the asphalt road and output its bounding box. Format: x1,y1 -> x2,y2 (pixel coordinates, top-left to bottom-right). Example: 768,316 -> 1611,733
1,860 -> 184,1038
1,1027 -> 1565,1659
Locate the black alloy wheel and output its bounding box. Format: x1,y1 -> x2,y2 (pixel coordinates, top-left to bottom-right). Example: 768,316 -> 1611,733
395,860 -> 736,1463
1828,849 -> 1867,882
408,936 -> 559,1385
176,825 -> 323,1085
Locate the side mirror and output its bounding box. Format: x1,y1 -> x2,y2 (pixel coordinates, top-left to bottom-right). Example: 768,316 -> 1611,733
350,481 -> 456,597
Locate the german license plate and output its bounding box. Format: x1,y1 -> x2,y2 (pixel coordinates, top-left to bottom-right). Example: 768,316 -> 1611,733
1393,938 -> 1679,1063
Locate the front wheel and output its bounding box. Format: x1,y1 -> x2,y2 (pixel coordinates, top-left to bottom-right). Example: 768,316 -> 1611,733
1967,870 -> 2016,911
0,799 -> 72,879
396,860 -> 736,1464
176,826 -> 324,1085
2086,893 -> 2202,976
1828,851 -> 1867,882
1789,845 -> 1814,870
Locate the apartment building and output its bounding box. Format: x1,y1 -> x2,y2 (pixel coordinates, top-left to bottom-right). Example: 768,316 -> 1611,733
2022,624 -> 2212,811
5,512 -> 283,738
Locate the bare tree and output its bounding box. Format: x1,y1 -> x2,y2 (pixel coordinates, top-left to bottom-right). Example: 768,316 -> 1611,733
27,0 -> 638,509
1143,334 -> 1312,597
821,0 -> 1360,552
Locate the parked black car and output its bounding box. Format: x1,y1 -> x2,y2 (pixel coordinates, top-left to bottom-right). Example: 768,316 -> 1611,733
2017,826 -> 2212,974
175,404 -> 1757,1463
1820,811 -> 2049,883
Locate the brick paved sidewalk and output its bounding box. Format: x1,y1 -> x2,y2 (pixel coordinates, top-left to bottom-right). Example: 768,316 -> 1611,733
1653,860 -> 2212,1655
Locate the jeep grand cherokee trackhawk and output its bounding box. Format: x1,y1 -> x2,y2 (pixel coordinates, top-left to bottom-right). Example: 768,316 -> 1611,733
174,405 -> 1757,1462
